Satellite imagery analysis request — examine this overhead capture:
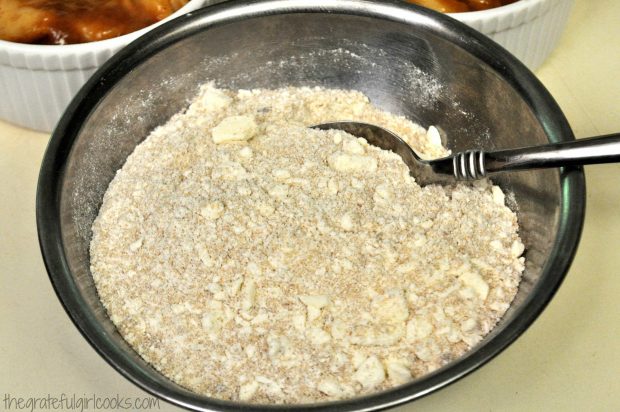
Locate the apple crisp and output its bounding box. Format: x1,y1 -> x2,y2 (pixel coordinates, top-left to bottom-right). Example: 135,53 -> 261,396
0,0 -> 189,44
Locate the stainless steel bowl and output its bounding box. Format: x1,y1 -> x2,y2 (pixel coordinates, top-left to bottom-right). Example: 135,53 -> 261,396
36,0 -> 585,410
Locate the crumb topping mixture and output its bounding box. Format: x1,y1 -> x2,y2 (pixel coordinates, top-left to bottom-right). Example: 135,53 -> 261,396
90,84 -> 524,403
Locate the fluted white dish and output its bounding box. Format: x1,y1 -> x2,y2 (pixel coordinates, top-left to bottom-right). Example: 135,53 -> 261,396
450,0 -> 574,71
0,0 -> 211,132
0,0 -> 574,132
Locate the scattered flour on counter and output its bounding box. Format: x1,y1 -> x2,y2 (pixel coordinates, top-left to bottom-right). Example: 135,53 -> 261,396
90,83 -> 524,403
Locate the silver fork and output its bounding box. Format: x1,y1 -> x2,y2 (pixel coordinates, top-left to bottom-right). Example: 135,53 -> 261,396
313,121 -> 620,185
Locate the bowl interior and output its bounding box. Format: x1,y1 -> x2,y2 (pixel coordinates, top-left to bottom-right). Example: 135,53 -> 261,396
39,2 -> 583,411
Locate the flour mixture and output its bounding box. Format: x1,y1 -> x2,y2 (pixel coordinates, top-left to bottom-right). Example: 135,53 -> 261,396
90,84 -> 525,403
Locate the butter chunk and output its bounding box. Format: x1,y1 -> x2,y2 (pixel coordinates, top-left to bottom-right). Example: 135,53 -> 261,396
328,151 -> 377,173
200,85 -> 232,111
307,306 -> 321,322
406,317 -> 433,341
292,313 -> 306,331
201,310 -> 224,335
212,115 -> 258,144
255,376 -> 284,397
491,185 -> 506,205
460,318 -> 477,333
373,183 -> 393,202
227,277 -> 243,296
371,291 -> 409,323
241,278 -> 256,311
352,355 -> 385,389
129,238 -> 143,252
330,319 -> 348,339
385,359 -> 412,385
460,271 -> 489,301
350,323 -> 404,346
272,168 -> 291,180
351,351 -> 366,369
239,146 -> 253,158
307,327 -> 331,345
327,177 -> 339,195
239,380 -> 259,401
257,202 -> 275,217
299,295 -> 330,309
200,201 -> 224,220
317,378 -> 355,398
333,132 -> 343,144
426,125 -> 442,147
268,184 -> 289,200
511,239 -> 525,258
196,245 -> 214,267
267,334 -> 288,358
339,213 -> 355,231
342,137 -> 365,155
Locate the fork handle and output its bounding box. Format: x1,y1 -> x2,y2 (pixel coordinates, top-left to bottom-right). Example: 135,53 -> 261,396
434,133 -> 620,179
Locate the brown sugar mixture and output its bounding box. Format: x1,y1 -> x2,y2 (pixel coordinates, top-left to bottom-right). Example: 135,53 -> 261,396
0,0 -> 189,44
90,84 -> 525,403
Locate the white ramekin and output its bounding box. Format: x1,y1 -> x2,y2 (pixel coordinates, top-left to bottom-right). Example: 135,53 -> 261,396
0,0 -> 212,132
450,0 -> 574,71
1,0 -> 573,132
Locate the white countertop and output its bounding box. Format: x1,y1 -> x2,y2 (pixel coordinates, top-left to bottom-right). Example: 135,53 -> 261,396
1,0 -> 619,410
